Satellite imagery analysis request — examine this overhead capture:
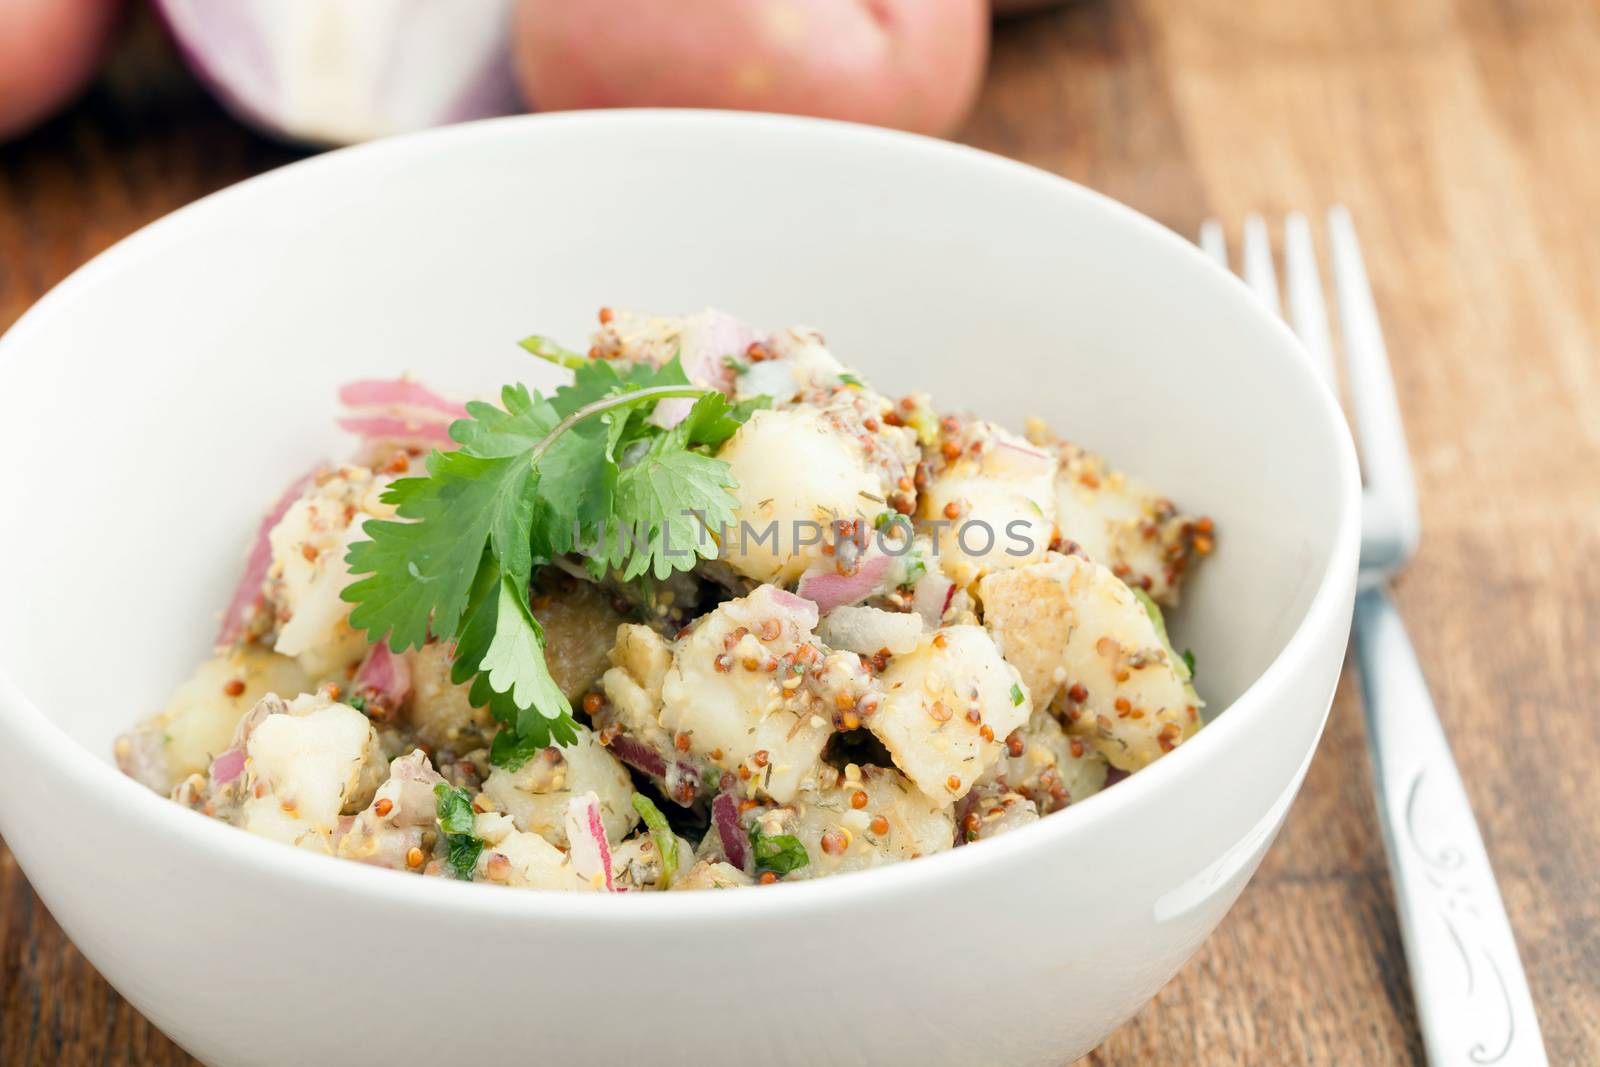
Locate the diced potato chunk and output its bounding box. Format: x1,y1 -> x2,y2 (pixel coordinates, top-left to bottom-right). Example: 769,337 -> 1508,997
986,707 -> 1108,815
868,624 -> 1030,801
919,421 -> 1055,589
533,576 -> 628,700
116,647 -> 312,793
402,642 -> 495,752
743,764 -> 954,881
480,727 -> 638,847
716,408 -> 882,583
978,555 -> 1077,708
1045,554 -> 1200,770
265,465 -> 396,676
235,693 -> 385,852
658,586 -> 836,803
336,750 -> 444,871
1047,437 -> 1209,606
474,812 -> 587,890
672,860 -> 754,891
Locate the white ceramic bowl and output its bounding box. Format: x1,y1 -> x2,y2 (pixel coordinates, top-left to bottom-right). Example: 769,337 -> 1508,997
0,112 -> 1360,1067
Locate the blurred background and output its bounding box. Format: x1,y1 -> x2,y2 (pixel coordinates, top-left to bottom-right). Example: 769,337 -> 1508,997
2,1 -> 1597,1064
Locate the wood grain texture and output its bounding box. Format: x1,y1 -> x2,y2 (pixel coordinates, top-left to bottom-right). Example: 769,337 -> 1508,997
2,3 -> 1597,1064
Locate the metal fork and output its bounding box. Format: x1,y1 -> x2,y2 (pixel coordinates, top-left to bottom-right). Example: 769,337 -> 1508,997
1200,209 -> 1547,1065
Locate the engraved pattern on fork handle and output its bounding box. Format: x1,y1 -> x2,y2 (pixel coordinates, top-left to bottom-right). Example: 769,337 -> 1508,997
1354,586 -> 1547,1066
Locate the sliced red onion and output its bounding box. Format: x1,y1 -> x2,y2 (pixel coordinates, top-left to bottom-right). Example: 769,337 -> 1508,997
564,792 -> 616,892
605,733 -> 668,780
816,605 -> 924,657
796,553 -> 893,614
712,793 -> 750,872
911,570 -> 958,629
217,469 -> 318,649
339,379 -> 469,420
210,747 -> 247,786
766,586 -> 822,629
336,415 -> 456,448
645,311 -> 754,429
986,437 -> 1057,480
353,643 -> 412,711
153,0 -> 521,146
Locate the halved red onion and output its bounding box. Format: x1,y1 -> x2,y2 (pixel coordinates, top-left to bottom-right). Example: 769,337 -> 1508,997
712,793 -> 750,872
564,792 -> 616,892
795,553 -> 891,615
216,469 -> 318,649
152,0 -> 521,146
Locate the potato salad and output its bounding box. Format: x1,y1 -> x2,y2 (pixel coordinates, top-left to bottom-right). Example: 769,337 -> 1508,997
116,308 -> 1214,892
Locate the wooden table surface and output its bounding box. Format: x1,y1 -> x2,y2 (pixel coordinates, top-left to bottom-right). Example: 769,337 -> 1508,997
4,2 -> 1598,1063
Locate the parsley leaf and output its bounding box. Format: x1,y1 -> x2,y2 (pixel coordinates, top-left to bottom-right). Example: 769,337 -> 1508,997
1010,682 -> 1026,707
748,825 -> 810,876
631,794 -> 680,888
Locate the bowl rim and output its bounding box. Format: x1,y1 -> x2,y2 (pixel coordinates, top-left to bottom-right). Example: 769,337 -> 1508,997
0,108 -> 1362,924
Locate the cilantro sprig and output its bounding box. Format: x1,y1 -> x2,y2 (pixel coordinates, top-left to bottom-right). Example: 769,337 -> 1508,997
343,353 -> 767,752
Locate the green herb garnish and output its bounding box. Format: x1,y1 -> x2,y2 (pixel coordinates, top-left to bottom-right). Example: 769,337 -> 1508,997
724,355 -> 749,375
1181,648 -> 1197,679
434,782 -> 483,880
838,373 -> 863,387
1010,682 -> 1025,707
343,351 -> 765,754
631,793 -> 680,888
748,825 -> 810,876
345,694 -> 367,713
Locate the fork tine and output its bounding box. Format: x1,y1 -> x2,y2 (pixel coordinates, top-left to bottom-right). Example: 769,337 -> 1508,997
1328,205 -> 1421,563
1199,219 -> 1228,267
1283,213 -> 1338,390
1242,215 -> 1281,312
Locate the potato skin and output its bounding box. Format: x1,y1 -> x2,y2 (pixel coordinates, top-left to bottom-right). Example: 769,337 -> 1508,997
511,0 -> 989,137
0,0 -> 122,141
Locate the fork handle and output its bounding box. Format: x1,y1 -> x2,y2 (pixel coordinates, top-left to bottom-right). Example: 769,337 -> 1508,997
1354,586 -> 1547,1065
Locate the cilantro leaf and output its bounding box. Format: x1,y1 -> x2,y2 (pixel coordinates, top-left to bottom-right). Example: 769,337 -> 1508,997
343,449 -> 531,651
631,793 -> 680,888
607,446 -> 739,580
434,781 -> 476,835
489,726 -> 546,771
434,782 -> 484,880
480,574 -> 568,716
446,835 -> 484,880
748,825 -> 809,876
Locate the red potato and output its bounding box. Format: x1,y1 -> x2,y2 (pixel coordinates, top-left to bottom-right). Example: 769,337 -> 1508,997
512,0 -> 989,137
0,0 -> 123,141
